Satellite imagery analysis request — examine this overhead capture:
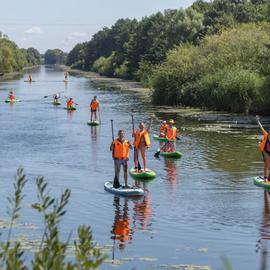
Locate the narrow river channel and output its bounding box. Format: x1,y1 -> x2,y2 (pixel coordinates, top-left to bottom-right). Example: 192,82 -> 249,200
0,65 -> 267,269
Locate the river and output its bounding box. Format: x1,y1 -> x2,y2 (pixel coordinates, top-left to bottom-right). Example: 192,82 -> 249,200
0,65 -> 268,270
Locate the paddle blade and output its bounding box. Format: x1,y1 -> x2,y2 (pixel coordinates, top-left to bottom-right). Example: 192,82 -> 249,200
154,150 -> 161,158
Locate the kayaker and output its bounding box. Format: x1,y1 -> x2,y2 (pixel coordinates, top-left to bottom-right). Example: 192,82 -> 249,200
159,121 -> 168,137
256,115 -> 270,182
110,130 -> 132,188
90,96 -> 100,121
133,122 -> 151,172
164,119 -> 177,152
53,93 -> 60,103
67,97 -> 74,109
28,74 -> 32,82
8,91 -> 15,101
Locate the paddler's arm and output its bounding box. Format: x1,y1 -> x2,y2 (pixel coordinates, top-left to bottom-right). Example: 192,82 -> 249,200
128,141 -> 133,150
110,142 -> 114,151
256,115 -> 267,134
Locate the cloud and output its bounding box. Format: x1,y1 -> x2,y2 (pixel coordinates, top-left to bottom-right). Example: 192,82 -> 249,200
24,26 -> 42,34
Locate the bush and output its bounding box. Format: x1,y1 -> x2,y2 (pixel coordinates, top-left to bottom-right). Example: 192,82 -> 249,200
0,168 -> 107,269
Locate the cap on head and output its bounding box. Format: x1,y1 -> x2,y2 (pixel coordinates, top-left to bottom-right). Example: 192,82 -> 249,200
168,119 -> 175,124
162,120 -> 167,124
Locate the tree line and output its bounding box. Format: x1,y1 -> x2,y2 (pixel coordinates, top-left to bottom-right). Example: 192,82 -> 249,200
0,33 -> 41,74
66,0 -> 270,114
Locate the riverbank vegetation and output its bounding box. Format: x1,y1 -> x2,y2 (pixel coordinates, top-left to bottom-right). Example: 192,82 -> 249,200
0,33 -> 41,74
66,0 -> 270,114
0,168 -> 106,269
44,49 -> 67,65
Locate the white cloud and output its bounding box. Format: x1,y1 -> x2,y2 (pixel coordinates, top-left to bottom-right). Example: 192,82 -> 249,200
24,26 -> 42,34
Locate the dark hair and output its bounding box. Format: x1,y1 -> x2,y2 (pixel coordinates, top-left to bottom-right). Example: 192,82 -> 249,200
118,130 -> 124,134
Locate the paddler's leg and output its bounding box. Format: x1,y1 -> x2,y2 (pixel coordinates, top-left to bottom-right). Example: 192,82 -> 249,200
113,160 -> 121,188
94,111 -> 97,121
91,111 -> 93,121
140,147 -> 147,171
134,147 -> 139,171
123,161 -> 128,188
263,152 -> 270,181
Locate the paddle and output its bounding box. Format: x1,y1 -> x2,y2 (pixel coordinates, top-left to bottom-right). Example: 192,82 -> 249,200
131,114 -> 141,171
111,120 -> 121,188
154,140 -> 170,158
44,91 -> 64,98
98,107 -> 101,123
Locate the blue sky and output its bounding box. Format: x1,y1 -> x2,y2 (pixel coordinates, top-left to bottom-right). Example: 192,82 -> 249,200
0,0 -> 195,53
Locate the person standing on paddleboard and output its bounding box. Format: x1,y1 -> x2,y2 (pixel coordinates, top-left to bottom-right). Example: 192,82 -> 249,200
164,119 -> 178,152
256,115 -> 270,182
28,74 -> 32,82
90,96 -> 100,121
64,71 -> 69,81
110,130 -> 132,188
133,122 -> 151,172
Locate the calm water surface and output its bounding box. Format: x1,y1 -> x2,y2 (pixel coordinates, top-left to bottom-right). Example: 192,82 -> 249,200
0,66 -> 268,269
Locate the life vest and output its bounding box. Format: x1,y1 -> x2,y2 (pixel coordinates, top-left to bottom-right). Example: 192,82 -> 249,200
260,132 -> 269,152
8,94 -> 15,100
113,139 -> 130,160
67,100 -> 74,108
134,130 -> 151,148
90,100 -> 99,110
160,123 -> 168,134
167,126 -> 177,140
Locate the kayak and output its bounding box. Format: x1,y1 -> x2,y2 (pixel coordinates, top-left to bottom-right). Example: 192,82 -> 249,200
153,134 -> 175,142
53,101 -> 61,105
5,99 -> 20,103
254,177 -> 270,189
160,151 -> 183,158
87,120 -> 100,126
66,106 -> 76,111
129,168 -> 156,180
104,181 -> 144,197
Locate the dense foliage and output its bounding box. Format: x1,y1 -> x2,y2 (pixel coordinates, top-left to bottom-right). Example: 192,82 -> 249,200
0,35 -> 41,74
67,0 -> 270,113
0,168 -> 106,269
44,49 -> 67,65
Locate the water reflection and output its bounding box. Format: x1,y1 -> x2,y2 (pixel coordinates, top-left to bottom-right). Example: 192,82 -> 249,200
164,159 -> 177,196
133,185 -> 152,231
90,126 -> 98,141
66,109 -> 75,121
111,196 -> 133,252
257,191 -> 270,270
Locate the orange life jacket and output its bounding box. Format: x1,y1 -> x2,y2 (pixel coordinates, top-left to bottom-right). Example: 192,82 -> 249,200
113,139 -> 130,160
167,126 -> 177,140
90,100 -> 99,110
134,130 -> 151,148
67,100 -> 74,108
160,123 -> 168,133
260,132 -> 269,152
8,94 -> 15,100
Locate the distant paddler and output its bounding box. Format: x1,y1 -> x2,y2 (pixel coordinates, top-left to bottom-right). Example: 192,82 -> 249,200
133,121 -> 152,172
64,71 -> 69,81
7,90 -> 15,102
110,128 -> 133,188
90,96 -> 100,122
256,115 -> 270,182
53,93 -> 61,105
66,97 -> 76,110
28,74 -> 33,82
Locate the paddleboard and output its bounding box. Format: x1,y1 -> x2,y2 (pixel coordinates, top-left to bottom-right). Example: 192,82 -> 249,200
63,80 -> 69,83
153,134 -> 175,142
104,181 -> 144,196
24,80 -> 35,82
87,120 -> 100,126
254,177 -> 270,189
53,101 -> 61,105
160,151 -> 183,158
129,168 -> 156,180
5,99 -> 20,103
65,106 -> 76,111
